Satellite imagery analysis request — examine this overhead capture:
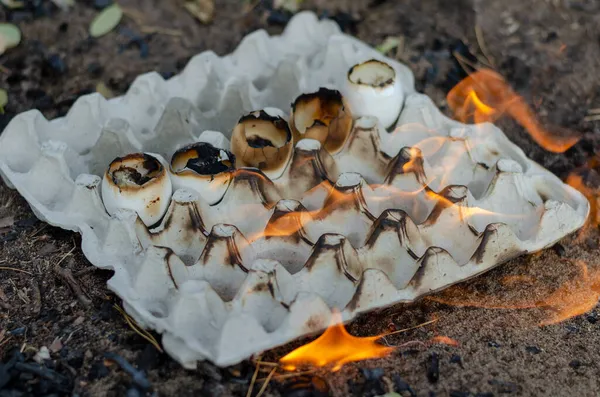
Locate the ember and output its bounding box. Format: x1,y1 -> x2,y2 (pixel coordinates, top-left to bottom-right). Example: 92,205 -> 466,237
279,311 -> 393,371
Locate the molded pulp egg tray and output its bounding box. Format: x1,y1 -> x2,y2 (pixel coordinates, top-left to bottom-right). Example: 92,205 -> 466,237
0,12 -> 589,368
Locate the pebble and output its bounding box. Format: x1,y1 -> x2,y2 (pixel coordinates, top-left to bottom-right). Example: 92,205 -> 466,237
33,346 -> 50,363
9,327 -> 26,336
88,360 -> 110,380
282,375 -> 330,397
67,350 -> 84,369
568,360 -> 582,369
392,374 -> 416,397
267,9 -> 292,26
525,346 -> 541,354
450,354 -> 463,367
87,62 -> 104,78
94,0 -> 113,9
44,54 -> 68,76
450,391 -> 470,397
488,379 -> 520,393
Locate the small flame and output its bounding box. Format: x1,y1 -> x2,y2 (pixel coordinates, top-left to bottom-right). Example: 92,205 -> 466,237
279,311 -> 393,371
447,69 -> 580,153
429,259 -> 600,325
539,261 -> 600,325
566,156 -> 600,230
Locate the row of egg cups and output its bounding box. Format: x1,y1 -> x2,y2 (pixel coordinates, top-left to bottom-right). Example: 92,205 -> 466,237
102,58 -> 408,227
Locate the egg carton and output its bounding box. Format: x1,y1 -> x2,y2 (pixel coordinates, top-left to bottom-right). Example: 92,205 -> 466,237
0,12 -> 589,368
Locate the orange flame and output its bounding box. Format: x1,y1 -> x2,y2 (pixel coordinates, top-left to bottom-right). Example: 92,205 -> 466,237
539,261 -> 600,325
447,69 -> 580,153
566,157 -> 600,230
429,259 -> 600,325
279,311 -> 394,371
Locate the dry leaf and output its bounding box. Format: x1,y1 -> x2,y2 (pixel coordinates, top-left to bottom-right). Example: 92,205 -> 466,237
0,215 -> 14,230
0,88 -> 7,113
51,0 -> 75,10
273,0 -> 302,13
0,35 -> 6,56
376,36 -> 403,55
0,0 -> 25,9
96,82 -> 114,99
0,23 -> 21,50
49,337 -> 63,353
183,0 -> 215,24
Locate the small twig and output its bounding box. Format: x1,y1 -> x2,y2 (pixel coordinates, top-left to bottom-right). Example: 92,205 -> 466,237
382,318 -> 438,337
56,246 -> 76,268
73,267 -> 99,277
246,360 -> 261,397
259,370 -> 316,382
0,266 -> 33,275
255,367 -> 277,397
242,0 -> 261,15
53,250 -> 92,309
583,115 -> 600,122
30,279 -> 41,316
139,26 -> 183,36
251,360 -> 279,367
475,24 -> 495,67
113,304 -> 163,352
453,51 -> 478,75
120,7 -> 146,25
29,224 -> 47,238
588,108 -> 600,115
0,335 -> 11,349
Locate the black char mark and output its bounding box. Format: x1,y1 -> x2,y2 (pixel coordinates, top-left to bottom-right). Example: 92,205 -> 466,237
185,142 -> 236,175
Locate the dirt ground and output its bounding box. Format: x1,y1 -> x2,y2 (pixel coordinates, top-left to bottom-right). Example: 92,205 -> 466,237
1,0 -> 599,396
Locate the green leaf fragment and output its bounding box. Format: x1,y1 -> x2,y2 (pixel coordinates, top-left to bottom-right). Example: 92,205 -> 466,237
0,89 -> 8,113
376,36 -> 402,55
0,23 -> 21,49
95,82 -> 114,99
0,0 -> 25,9
89,4 -> 123,38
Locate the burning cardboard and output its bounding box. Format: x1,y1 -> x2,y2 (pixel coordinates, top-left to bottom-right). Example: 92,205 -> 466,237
0,12 -> 589,368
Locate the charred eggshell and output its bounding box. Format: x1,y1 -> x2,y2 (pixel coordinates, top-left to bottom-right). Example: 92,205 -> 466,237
101,153 -> 172,226
231,108 -> 293,179
170,142 -> 235,205
290,88 -> 353,155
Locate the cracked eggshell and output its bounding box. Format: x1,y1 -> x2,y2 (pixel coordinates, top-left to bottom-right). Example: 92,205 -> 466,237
344,59 -> 404,129
290,88 -> 353,155
101,153 -> 172,227
169,141 -> 235,205
230,108 -> 293,180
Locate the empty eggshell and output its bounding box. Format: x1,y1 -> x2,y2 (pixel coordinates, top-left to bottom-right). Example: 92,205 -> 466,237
101,153 -> 172,226
344,59 -> 405,129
